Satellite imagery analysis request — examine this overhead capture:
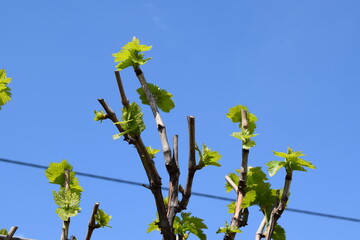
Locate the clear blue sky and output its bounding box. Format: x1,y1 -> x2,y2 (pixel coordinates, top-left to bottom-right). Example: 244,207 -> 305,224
1,0 -> 360,239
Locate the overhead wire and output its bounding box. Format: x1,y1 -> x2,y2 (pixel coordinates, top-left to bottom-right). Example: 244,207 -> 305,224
1,157 -> 359,223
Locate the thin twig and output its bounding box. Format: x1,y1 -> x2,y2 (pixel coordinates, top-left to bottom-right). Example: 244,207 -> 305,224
85,202 -> 100,240
179,116 -> 196,210
265,170 -> 292,240
4,226 -> 17,240
167,135 -> 180,227
133,65 -> 173,169
224,110 -> 250,240
225,175 -> 238,192
97,98 -> 135,144
255,216 -> 267,240
61,170 -> 71,240
114,71 -> 129,106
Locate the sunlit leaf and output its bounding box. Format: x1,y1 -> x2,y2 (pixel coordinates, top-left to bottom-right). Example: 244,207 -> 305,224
0,69 -> 12,109
137,83 -> 175,113
45,160 -> 83,193
53,188 -> 81,221
95,209 -> 112,228
112,37 -> 152,71
195,143 -> 222,169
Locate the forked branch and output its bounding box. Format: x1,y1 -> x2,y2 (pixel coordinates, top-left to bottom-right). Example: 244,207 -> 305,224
85,202 -> 100,240
224,109 -> 250,240
97,72 -> 175,240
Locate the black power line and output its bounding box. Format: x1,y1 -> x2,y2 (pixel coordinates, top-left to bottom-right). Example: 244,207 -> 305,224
1,157 -> 359,223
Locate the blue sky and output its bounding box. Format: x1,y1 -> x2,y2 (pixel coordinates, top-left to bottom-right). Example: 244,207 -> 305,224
1,0 -> 360,239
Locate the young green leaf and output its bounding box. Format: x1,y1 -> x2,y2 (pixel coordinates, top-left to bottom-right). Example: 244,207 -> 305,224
95,209 -> 112,228
0,229 -> 8,235
272,224 -> 286,240
112,37 -> 152,71
270,148 -> 315,174
226,105 -> 258,134
116,102 -> 145,138
266,161 -> 286,177
45,160 -> 83,193
0,69 -> 12,110
227,201 -> 236,214
195,143 -> 222,169
146,146 -> 160,160
137,83 -> 175,113
241,189 -> 257,208
147,218 -> 160,233
226,105 -> 248,123
93,110 -> 107,122
53,188 -> 81,221
174,212 -> 208,240
216,221 -> 241,234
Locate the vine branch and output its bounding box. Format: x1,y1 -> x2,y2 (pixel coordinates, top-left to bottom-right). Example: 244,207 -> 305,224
224,110 -> 250,240
97,72 -> 175,240
85,202 -> 100,240
265,170 -> 292,240
179,116 -> 196,211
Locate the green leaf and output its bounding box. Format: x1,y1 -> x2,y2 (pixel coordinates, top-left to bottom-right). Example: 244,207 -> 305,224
227,201 -> 236,214
147,218 -> 160,233
0,229 -> 8,235
273,148 -> 315,172
137,83 -> 175,113
241,190 -> 257,208
195,143 -> 222,169
146,146 -> 160,160
272,224 -> 286,240
45,160 -> 83,193
0,69 -> 12,110
95,209 -> 112,228
53,188 -> 81,221
245,167 -> 279,216
216,221 -> 241,234
226,105 -> 248,123
243,140 -> 256,150
174,212 -> 208,240
226,105 -> 258,134
112,37 -> 152,71
93,110 -> 107,122
118,102 -> 146,138
225,172 -> 239,193
291,157 -> 316,169
266,161 -> 286,177
246,167 -> 268,185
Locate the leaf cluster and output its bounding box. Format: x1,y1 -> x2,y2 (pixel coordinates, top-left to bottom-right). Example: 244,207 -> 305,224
53,188 -> 81,221
266,147 -> 316,176
148,212 -> 207,240
45,160 -> 83,221
0,229 -> 8,235
113,102 -> 146,139
0,69 -> 12,110
195,143 -> 222,169
146,146 -> 160,160
227,105 -> 258,149
112,37 -> 152,71
93,110 -> 107,122
95,209 -> 112,228
45,160 -> 83,193
216,221 -> 241,234
225,167 -> 279,218
137,83 -> 175,113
